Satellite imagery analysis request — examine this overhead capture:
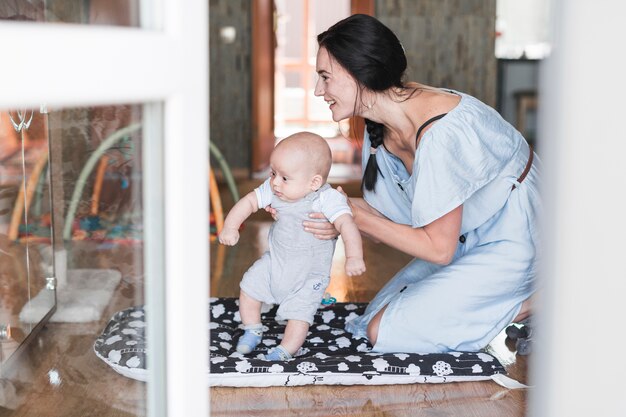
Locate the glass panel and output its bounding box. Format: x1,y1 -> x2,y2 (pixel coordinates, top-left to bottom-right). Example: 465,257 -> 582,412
310,0 -> 350,58
0,107 -> 55,365
0,0 -> 141,27
274,0 -> 350,140
275,71 -> 305,137
0,103 -> 151,416
275,0 -> 304,60
495,0 -> 552,59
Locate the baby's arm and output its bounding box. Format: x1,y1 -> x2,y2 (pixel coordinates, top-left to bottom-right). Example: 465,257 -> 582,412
218,191 -> 259,246
333,213 -> 366,276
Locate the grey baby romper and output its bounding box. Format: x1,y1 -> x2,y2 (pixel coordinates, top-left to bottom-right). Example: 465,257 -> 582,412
240,179 -> 351,324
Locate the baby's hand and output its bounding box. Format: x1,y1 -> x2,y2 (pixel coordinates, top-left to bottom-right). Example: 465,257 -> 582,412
218,228 -> 240,246
345,257 -> 366,276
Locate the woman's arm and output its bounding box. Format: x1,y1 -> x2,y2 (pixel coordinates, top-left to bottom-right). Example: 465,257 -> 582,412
302,187 -> 461,264
348,198 -> 385,243
301,186 -> 380,239
353,201 -> 463,265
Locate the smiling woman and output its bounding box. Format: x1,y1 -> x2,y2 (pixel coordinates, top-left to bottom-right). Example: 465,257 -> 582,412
306,14 -> 541,355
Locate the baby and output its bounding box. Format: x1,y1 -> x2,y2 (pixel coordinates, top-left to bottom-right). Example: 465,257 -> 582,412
218,132 -> 366,360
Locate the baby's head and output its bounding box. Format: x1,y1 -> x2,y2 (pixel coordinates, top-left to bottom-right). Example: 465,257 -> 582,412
269,132 -> 332,202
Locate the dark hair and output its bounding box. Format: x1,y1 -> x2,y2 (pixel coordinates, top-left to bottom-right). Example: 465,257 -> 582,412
317,14 -> 408,191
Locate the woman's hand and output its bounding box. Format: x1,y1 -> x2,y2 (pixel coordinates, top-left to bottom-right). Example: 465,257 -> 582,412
303,185 -> 351,240
303,185 -> 355,240
343,191 -> 384,243
264,205 -> 278,220
336,186 -> 366,221
303,213 -> 339,240
266,202 -> 338,239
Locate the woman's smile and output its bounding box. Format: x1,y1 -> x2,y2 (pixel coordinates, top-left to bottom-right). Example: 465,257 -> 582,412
314,47 -> 359,122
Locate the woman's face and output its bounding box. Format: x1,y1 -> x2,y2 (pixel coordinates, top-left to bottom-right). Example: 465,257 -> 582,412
314,47 -> 359,122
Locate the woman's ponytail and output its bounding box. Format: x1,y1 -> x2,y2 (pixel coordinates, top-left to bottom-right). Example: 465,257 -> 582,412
362,119 -> 384,191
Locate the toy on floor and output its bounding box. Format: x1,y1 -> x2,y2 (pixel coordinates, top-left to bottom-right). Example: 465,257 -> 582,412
321,292 -> 337,306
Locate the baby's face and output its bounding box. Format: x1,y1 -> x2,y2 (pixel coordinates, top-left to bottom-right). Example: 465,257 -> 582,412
269,148 -> 316,202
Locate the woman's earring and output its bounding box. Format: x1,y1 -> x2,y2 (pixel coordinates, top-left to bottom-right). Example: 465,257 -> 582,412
366,103 -> 373,110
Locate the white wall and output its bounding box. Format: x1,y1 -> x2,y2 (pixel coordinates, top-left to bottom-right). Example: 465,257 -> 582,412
530,1 -> 626,416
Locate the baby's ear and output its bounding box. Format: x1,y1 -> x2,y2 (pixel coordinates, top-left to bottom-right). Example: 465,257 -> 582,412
310,174 -> 324,191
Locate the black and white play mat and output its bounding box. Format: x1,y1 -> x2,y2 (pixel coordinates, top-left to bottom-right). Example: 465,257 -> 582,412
94,298 -> 522,388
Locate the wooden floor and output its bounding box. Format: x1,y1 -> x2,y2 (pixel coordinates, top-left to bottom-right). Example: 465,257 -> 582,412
0,178 -> 529,416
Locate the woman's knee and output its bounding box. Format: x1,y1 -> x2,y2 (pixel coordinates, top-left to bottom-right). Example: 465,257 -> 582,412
513,293 -> 535,323
366,305 -> 388,345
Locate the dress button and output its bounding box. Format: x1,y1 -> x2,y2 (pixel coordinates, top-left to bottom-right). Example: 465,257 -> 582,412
459,235 -> 466,243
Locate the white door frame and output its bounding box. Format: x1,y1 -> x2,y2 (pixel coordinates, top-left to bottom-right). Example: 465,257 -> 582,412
530,1 -> 626,416
0,1 -> 209,415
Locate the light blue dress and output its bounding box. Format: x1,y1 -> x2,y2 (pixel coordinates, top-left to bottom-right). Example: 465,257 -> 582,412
345,91 -> 542,353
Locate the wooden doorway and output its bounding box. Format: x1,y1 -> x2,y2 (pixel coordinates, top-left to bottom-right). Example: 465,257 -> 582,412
251,0 -> 373,176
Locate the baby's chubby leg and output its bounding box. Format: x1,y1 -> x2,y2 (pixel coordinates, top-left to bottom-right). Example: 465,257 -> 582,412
236,290 -> 264,354
265,319 -> 309,360
239,290 -> 262,325
281,319 -> 309,354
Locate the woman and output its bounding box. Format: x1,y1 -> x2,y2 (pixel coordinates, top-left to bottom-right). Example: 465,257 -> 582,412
305,14 -> 541,353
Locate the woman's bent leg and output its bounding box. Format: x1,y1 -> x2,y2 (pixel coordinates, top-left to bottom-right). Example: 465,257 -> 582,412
371,243 -> 534,353
345,258 -> 441,338
366,305 -> 388,345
